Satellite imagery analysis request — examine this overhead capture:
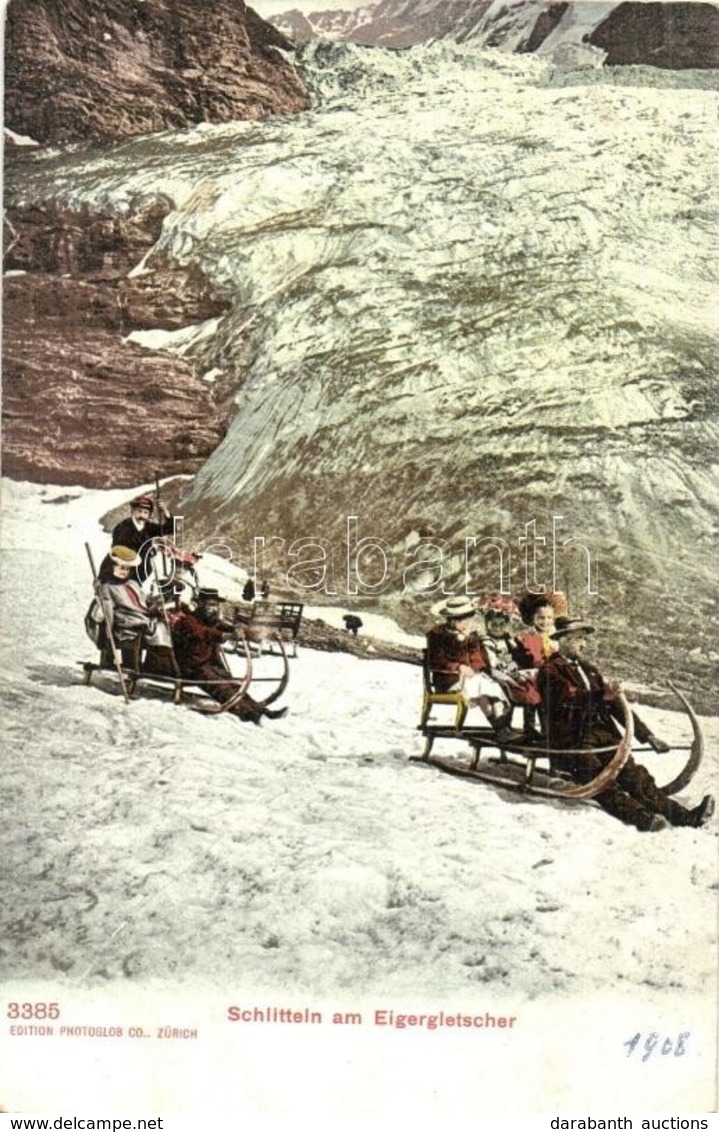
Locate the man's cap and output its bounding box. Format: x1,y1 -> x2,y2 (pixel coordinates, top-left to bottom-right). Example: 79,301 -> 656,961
130,495 -> 154,512
551,616 -> 595,639
197,588 -> 226,604
110,545 -> 141,567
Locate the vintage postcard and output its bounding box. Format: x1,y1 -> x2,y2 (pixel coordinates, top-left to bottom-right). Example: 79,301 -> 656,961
2,0 -> 717,1117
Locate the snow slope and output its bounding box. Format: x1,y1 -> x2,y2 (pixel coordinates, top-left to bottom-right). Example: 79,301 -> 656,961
0,478 -> 716,1111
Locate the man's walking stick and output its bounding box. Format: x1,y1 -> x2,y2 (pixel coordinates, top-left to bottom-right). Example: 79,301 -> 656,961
85,543 -> 131,704
151,555 -> 183,680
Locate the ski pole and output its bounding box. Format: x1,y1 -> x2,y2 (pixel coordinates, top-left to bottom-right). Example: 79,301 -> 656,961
85,543 -> 131,704
151,555 -> 183,679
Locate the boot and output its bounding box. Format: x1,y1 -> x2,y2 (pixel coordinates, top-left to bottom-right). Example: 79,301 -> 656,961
645,814 -> 670,832
264,706 -> 288,721
685,795 -> 715,828
237,709 -> 263,726
492,707 -> 523,745
235,693 -> 266,725
522,706 -> 542,742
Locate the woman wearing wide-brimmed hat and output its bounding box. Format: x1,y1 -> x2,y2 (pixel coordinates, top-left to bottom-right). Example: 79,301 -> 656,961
426,596 -> 516,737
88,545 -> 172,668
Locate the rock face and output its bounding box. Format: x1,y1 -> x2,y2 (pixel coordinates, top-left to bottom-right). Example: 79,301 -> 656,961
268,0 -> 719,68
3,198 -> 233,488
4,0 -> 310,146
587,2 -> 719,68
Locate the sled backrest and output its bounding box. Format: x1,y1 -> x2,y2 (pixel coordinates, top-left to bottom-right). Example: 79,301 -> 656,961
420,649 -> 468,730
232,600 -> 304,655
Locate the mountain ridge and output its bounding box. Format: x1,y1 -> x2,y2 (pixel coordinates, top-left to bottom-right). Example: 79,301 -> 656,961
268,0 -> 719,68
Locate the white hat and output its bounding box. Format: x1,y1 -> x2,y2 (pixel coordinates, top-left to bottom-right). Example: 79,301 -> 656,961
431,595 -> 478,620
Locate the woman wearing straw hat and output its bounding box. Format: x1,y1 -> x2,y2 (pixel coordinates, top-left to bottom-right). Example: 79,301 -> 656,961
426,596 -> 517,739
91,545 -> 172,668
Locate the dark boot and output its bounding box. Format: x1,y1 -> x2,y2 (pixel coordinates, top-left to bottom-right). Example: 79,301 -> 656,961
236,708 -> 263,726
522,705 -> 542,741
617,762 -> 701,827
264,706 -> 288,720
684,795 -> 715,828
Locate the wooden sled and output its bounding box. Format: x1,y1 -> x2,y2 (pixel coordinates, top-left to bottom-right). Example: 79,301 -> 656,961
417,653 -> 703,802
81,633 -> 257,715
231,600 -> 304,658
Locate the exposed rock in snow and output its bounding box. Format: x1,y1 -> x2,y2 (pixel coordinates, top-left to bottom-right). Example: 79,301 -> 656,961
587,1 -> 719,67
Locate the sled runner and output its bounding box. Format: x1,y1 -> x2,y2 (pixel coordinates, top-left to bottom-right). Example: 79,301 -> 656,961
220,631 -> 290,707
416,651 -> 703,802
81,626 -> 292,714
81,632 -> 255,713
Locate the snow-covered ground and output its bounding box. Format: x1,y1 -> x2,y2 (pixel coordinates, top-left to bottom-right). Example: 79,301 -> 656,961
0,478 -> 716,1112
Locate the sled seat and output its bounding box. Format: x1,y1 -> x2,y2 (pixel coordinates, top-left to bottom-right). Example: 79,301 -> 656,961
81,655 -> 187,704
418,650 -> 555,770
232,600 -> 304,657
81,636 -> 220,704
80,658 -> 254,707
418,649 -> 470,758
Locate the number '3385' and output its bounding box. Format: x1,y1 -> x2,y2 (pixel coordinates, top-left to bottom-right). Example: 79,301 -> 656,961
7,1003 -> 60,1020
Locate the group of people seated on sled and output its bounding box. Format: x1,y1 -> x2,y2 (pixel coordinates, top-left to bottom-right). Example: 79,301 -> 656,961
85,494 -> 286,726
427,591 -> 714,832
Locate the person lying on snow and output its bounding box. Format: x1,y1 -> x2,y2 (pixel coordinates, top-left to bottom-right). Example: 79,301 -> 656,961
538,617 -> 714,832
171,589 -> 287,725
87,546 -> 173,670
426,596 -> 519,741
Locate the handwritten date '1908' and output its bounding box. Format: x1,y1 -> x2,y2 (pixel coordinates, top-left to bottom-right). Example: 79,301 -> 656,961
624,1032 -> 690,1062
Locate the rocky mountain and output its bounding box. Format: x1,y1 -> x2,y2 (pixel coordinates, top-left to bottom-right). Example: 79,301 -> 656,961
3,34 -> 718,691
269,4 -> 379,42
3,196 -> 233,487
588,1 -> 719,67
4,0 -> 310,147
268,0 -> 719,68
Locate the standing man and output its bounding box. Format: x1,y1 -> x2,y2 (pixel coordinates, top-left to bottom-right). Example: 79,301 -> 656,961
538,617 -> 714,831
111,493 -> 174,580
